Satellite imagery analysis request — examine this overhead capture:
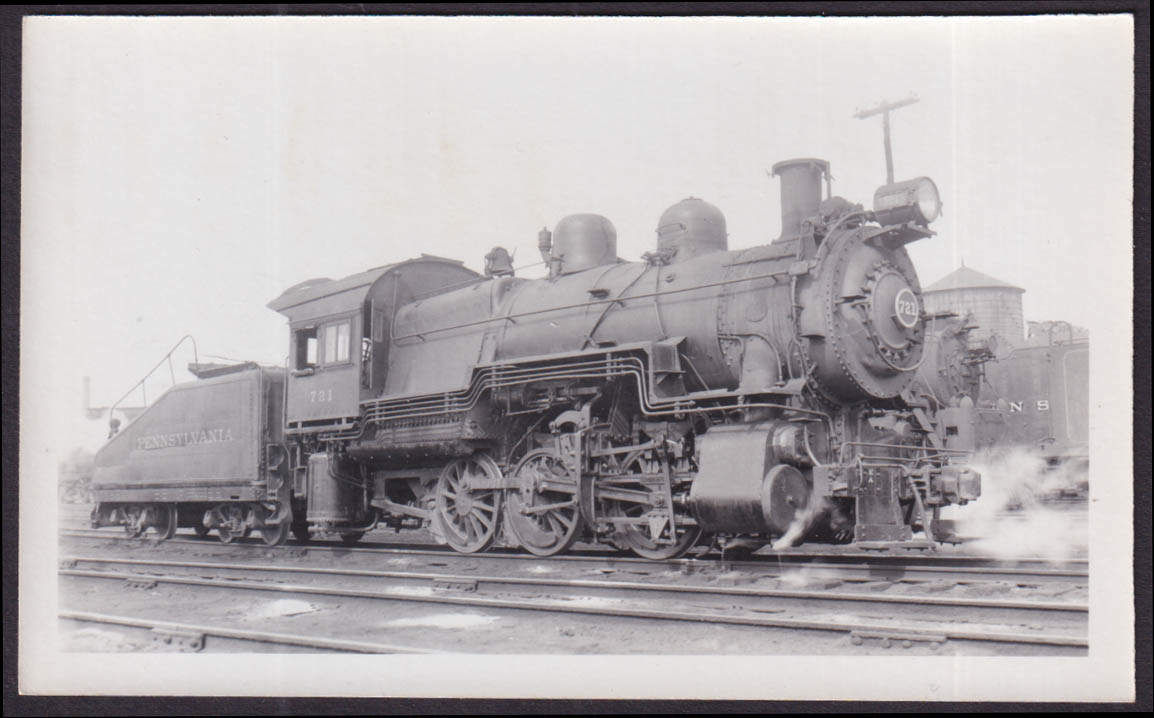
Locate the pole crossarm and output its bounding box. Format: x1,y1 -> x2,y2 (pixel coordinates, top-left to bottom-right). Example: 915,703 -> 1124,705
854,95 -> 920,184
853,95 -> 920,120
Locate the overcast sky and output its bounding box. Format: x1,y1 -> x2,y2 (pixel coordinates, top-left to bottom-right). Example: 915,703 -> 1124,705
15,15 -> 1140,699
21,15 -> 1133,450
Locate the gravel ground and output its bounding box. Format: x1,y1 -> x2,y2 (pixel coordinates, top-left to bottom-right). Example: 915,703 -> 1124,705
57,504 -> 1089,657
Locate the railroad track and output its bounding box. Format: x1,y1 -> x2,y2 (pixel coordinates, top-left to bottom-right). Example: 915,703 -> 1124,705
59,553 -> 1088,654
59,610 -> 442,654
59,527 -> 1090,587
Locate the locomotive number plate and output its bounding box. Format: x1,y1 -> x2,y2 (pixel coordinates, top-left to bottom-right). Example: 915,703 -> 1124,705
893,288 -> 919,328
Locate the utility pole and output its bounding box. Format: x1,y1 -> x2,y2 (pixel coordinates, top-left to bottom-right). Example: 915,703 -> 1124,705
854,95 -> 919,184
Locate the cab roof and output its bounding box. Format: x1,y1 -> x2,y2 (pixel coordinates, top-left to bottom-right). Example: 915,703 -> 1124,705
267,255 -> 480,324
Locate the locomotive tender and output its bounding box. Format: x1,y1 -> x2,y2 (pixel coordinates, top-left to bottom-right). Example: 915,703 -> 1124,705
911,310 -> 1089,478
982,337 -> 1089,471
90,364 -> 291,543
92,158 -> 980,557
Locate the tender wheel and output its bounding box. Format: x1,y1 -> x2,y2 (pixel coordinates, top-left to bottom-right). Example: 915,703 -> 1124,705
122,505 -> 145,538
433,454 -> 503,554
260,521 -> 290,547
503,449 -> 583,557
216,504 -> 248,545
339,531 -> 365,546
603,452 -> 702,561
155,504 -> 177,541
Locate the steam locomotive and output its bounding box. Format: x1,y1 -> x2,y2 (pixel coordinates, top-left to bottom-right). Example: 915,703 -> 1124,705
91,158 -> 981,557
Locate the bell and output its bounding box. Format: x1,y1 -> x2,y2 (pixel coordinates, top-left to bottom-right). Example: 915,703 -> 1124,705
484,246 -> 515,277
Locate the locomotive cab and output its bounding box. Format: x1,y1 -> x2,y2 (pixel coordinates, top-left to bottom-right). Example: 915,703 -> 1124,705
268,256 -> 481,433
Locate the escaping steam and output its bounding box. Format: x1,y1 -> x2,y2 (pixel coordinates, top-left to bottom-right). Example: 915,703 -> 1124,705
772,498 -> 831,550
951,446 -> 1088,560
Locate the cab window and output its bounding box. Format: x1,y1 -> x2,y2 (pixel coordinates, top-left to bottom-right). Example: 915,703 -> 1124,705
294,327 -> 318,369
321,320 -> 351,365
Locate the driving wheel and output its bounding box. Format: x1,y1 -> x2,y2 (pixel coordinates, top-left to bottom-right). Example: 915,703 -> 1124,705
433,454 -> 503,554
503,449 -> 583,557
602,451 -> 701,560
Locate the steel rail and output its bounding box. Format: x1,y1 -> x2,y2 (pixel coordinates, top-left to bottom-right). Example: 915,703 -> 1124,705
58,528 -> 1090,582
60,555 -> 1089,614
58,609 -> 440,654
60,567 -> 1088,649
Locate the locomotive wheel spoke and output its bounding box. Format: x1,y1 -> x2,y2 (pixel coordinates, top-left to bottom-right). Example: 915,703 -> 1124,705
473,509 -> 494,529
503,449 -> 584,557
602,451 -> 702,560
434,455 -> 502,554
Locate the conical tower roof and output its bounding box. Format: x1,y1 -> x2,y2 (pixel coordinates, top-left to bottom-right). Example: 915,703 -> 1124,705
923,265 -> 1024,293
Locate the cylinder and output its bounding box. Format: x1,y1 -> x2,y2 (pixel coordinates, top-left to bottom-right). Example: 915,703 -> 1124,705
690,422 -> 812,535
772,158 -> 829,240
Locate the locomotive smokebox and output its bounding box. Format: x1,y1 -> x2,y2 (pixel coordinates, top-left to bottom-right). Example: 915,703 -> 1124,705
551,214 -> 618,275
656,197 -> 728,262
772,158 -> 830,241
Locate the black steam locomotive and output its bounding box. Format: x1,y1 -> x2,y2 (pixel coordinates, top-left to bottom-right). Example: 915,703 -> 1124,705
91,158 -> 980,557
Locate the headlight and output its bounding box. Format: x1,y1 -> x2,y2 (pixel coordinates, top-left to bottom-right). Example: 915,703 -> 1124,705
872,177 -> 942,226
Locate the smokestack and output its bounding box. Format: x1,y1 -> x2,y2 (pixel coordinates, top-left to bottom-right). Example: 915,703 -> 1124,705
772,158 -> 830,241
